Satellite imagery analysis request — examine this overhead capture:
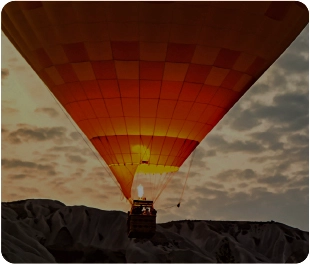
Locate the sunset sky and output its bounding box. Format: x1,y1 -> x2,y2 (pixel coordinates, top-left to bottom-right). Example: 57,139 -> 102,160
1,20 -> 308,233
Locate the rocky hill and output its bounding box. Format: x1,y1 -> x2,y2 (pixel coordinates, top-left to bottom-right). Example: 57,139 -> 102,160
2,199 -> 308,263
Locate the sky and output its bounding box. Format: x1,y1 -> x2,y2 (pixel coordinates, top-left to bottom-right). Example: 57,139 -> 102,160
1,23 -> 308,231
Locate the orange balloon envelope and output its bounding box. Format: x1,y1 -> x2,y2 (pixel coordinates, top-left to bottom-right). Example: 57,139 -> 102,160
2,1 -> 308,200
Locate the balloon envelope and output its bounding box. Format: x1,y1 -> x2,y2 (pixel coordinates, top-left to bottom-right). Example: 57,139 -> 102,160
2,1 -> 308,199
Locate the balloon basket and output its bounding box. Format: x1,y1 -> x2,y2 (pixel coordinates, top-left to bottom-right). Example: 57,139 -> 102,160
127,200 -> 157,239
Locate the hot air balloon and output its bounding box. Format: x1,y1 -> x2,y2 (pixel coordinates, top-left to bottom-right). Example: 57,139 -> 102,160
2,1 -> 308,238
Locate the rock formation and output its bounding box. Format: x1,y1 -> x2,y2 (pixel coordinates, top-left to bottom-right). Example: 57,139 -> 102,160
2,199 -> 308,263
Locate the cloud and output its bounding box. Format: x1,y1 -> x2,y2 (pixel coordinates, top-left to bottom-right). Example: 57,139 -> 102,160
81,187 -> 94,193
1,68 -> 9,79
292,169 -> 309,177
257,173 -> 290,186
48,178 -> 70,187
193,186 -> 226,197
34,107 -> 59,118
49,145 -> 93,157
250,186 -> 269,196
2,127 -> 9,133
190,147 -> 210,169
7,125 -> 68,144
9,174 -> 30,180
70,132 -> 81,140
278,146 -> 307,165
229,91 -> 308,132
2,159 -> 37,169
245,83 -> 270,96
47,178 -> 75,195
86,167 -> 112,183
249,144 -> 308,177
223,104 -> 263,131
287,133 -> 308,146
36,153 -> 60,162
268,161 -> 293,174
2,158 -> 56,176
191,147 -> 216,168
183,186 -> 308,230
76,188 -> 110,201
213,169 -> 257,182
51,183 -> 75,195
205,149 -> 217,157
36,164 -> 57,175
249,144 -> 308,181
288,176 -> 308,188
263,93 -> 308,128
204,181 -> 224,189
2,106 -> 19,115
66,154 -> 87,164
93,194 -> 109,200
276,51 -> 308,73
165,177 -> 184,191
206,134 -> 265,154
18,187 -> 39,194
194,147 -> 207,159
249,129 -> 284,151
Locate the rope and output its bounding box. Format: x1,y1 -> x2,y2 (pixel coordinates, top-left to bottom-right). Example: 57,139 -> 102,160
162,204 -> 176,209
153,171 -> 175,203
178,149 -> 196,207
155,149 -> 196,209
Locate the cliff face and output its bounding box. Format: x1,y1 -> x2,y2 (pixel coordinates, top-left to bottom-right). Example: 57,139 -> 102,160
2,199 -> 308,263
